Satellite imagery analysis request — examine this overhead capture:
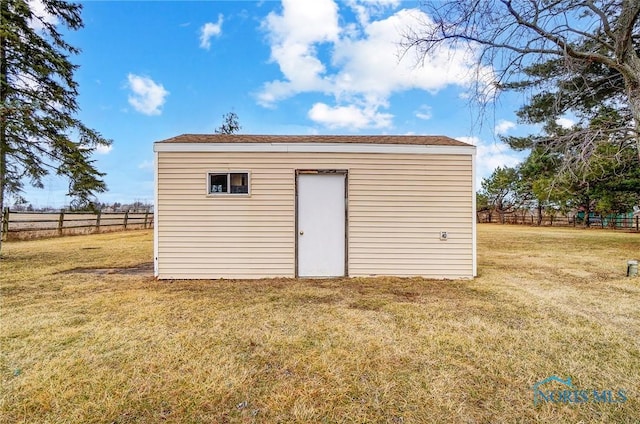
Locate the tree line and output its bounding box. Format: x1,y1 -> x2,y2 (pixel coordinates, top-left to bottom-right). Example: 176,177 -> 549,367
477,157 -> 640,226
8,200 -> 153,213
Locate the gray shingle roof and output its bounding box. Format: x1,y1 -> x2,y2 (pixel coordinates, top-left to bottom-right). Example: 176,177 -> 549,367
156,134 -> 471,147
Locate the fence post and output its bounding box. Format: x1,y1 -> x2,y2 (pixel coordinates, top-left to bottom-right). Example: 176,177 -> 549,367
123,210 -> 129,230
1,207 -> 9,241
58,209 -> 65,236
636,216 -> 639,232
95,209 -> 101,233
144,209 -> 149,229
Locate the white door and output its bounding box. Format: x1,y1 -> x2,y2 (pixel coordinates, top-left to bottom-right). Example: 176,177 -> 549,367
297,173 -> 346,277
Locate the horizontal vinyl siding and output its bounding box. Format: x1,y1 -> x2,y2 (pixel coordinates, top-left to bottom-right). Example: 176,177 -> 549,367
157,152 -> 473,279
157,154 -> 294,278
348,160 -> 472,278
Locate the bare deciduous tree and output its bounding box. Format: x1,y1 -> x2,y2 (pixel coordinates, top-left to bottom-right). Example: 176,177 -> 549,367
215,111 -> 242,135
403,1 -> 640,164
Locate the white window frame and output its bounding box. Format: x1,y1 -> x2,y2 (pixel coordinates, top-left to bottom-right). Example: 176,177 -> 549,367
206,171 -> 250,196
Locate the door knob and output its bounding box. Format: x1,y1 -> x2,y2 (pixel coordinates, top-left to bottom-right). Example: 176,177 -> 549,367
299,230 -> 304,235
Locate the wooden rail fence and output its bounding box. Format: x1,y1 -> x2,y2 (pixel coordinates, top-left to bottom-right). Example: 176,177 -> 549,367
477,211 -> 640,231
1,209 -> 154,241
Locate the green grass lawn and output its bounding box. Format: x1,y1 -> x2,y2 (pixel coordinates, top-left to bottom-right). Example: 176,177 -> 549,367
1,226 -> 639,423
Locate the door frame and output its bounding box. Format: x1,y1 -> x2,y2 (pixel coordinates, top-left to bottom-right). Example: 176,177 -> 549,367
295,169 -> 348,278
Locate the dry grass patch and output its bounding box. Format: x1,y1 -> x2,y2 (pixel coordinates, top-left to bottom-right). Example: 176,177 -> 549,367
1,226 -> 639,423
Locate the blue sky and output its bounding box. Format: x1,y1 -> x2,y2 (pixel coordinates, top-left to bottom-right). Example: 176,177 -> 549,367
19,0 -> 546,208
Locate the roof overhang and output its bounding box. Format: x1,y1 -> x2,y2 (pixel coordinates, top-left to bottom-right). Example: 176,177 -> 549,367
153,142 -> 475,156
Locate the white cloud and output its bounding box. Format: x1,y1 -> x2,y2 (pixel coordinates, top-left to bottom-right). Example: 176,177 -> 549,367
308,102 -> 393,129
332,9 -> 487,98
28,0 -> 58,31
455,136 -> 480,146
126,74 -> 169,116
95,144 -> 113,155
346,0 -> 401,26
495,119 -> 516,135
199,14 -> 224,49
138,160 -> 154,170
415,105 -> 432,120
456,136 -> 523,188
259,2 -> 494,130
476,142 -> 521,171
258,0 -> 340,105
264,0 -> 340,46
556,117 -> 575,128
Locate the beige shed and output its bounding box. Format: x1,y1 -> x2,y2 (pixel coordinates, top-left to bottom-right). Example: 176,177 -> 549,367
153,134 -> 476,279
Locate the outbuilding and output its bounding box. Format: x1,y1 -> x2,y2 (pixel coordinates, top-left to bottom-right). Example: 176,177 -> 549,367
153,134 -> 476,279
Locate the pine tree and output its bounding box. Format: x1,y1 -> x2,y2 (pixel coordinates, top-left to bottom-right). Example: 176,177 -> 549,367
1,0 -> 111,252
501,39 -> 635,174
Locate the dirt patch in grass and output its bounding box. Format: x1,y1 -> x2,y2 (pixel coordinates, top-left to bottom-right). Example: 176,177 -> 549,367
59,262 -> 154,276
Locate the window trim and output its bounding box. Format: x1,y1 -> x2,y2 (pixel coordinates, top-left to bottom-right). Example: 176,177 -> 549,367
206,171 -> 251,196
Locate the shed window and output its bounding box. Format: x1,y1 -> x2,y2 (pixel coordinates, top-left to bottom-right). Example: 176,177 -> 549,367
208,172 -> 249,194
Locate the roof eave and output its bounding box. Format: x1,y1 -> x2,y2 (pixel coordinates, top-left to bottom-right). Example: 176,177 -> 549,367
153,141 -> 475,155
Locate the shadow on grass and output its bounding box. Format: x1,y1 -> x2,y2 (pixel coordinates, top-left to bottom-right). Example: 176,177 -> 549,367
59,262 -> 154,276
